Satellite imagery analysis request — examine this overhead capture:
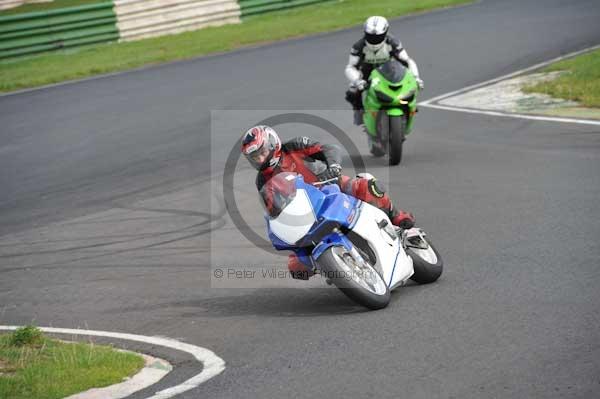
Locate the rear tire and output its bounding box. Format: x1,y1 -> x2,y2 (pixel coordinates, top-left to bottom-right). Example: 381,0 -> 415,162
319,246 -> 390,310
406,238 -> 443,284
389,116 -> 406,165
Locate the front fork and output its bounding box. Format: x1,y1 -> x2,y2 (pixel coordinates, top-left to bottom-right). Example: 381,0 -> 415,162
365,109 -> 414,145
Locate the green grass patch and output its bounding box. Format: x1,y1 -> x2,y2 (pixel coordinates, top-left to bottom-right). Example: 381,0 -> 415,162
0,0 -> 471,92
7,325 -> 44,347
523,49 -> 600,108
0,0 -> 101,16
0,326 -> 145,399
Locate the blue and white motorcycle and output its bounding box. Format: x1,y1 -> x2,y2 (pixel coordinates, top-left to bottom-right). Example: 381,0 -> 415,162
260,172 -> 443,310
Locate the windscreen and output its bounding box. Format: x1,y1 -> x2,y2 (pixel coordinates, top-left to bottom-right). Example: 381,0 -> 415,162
259,172 -> 298,218
377,60 -> 406,83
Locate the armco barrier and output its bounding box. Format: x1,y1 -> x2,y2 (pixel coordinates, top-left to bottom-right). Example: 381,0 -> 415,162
0,0 -> 335,59
114,0 -> 240,42
0,2 -> 118,59
238,0 -> 334,17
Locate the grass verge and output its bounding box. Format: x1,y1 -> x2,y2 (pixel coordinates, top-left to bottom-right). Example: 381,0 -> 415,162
0,0 -> 471,93
523,49 -> 600,108
0,326 -> 145,399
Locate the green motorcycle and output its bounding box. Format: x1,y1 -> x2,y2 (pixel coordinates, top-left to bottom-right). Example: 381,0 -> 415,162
362,59 -> 419,165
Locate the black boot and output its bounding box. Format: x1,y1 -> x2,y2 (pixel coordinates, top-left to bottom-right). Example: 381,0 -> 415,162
346,89 -> 364,125
368,136 -> 385,157
353,109 -> 364,125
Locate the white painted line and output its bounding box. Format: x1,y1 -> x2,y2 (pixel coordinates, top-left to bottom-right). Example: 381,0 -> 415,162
420,44 -> 600,106
419,44 -> 600,126
64,353 -> 172,399
0,326 -> 225,399
420,103 -> 600,126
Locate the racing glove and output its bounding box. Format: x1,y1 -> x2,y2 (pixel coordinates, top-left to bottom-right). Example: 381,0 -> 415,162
352,79 -> 368,91
317,163 -> 342,182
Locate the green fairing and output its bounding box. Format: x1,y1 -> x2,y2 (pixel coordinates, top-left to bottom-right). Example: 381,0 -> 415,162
386,108 -> 405,116
362,61 -> 419,137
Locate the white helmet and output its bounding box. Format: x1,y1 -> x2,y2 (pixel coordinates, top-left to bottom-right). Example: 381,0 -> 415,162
364,16 -> 389,50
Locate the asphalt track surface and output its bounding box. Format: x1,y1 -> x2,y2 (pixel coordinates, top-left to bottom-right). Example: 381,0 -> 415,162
1,0 -> 600,398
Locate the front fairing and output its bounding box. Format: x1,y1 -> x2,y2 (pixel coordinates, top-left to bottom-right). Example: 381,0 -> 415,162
363,60 -> 419,134
264,175 -> 359,250
268,187 -> 317,246
295,186 -> 360,248
366,69 -> 418,109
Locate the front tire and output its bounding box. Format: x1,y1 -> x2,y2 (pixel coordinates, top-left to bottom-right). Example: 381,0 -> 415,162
318,246 -> 390,310
389,116 -> 406,165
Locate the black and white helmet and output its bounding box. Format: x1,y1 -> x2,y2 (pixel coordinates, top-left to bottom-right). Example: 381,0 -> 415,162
364,16 -> 389,48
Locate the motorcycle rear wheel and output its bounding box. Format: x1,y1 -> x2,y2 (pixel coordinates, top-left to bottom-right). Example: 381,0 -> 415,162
405,233 -> 443,284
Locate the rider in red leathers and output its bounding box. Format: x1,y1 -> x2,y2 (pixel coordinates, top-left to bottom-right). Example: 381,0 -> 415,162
241,125 -> 415,279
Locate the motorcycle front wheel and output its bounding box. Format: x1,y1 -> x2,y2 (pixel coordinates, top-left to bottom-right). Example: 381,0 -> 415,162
388,116 -> 406,165
318,245 -> 390,310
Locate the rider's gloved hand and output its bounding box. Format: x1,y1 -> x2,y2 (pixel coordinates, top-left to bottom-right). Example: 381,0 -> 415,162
416,77 -> 424,90
353,79 -> 368,91
317,163 -> 342,182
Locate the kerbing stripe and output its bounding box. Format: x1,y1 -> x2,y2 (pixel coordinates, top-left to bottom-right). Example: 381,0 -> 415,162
0,326 -> 225,399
